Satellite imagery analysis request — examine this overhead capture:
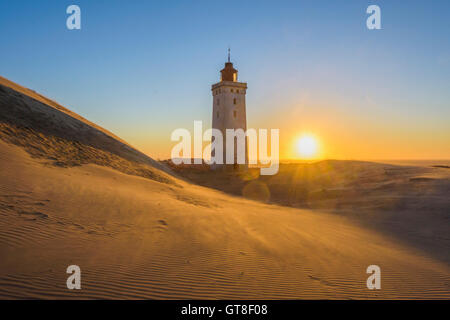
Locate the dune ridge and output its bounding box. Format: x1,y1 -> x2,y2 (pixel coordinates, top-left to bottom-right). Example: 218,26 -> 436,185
0,77 -> 174,184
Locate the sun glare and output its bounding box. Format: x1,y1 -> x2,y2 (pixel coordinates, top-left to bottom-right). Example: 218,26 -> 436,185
296,135 -> 318,158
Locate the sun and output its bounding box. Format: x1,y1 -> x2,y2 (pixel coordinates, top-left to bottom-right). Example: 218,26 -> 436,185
296,135 -> 318,158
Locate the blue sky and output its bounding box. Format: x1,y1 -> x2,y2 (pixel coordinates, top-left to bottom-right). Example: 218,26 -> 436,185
1,0 -> 449,159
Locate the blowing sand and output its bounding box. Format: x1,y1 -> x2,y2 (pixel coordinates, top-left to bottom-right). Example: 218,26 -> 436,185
0,77 -> 449,299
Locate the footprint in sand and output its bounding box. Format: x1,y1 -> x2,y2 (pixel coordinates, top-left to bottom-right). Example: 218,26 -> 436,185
308,275 -> 336,287
154,219 -> 168,232
158,219 -> 168,226
19,210 -> 48,219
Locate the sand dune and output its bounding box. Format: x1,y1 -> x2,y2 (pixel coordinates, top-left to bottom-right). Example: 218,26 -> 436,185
0,77 -> 449,299
0,76 -> 171,179
169,160 -> 450,265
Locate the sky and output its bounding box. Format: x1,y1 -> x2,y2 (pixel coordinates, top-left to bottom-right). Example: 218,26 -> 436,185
0,0 -> 449,160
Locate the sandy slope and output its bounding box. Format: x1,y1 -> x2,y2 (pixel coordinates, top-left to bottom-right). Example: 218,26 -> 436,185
0,77 -> 170,177
0,141 -> 449,299
0,76 -> 130,147
0,76 -> 449,299
170,160 -> 450,265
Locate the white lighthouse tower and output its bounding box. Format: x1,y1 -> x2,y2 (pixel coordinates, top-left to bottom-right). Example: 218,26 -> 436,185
211,50 -> 248,170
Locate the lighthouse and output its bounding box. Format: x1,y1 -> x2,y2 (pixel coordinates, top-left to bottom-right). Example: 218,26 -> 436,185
211,50 -> 248,170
